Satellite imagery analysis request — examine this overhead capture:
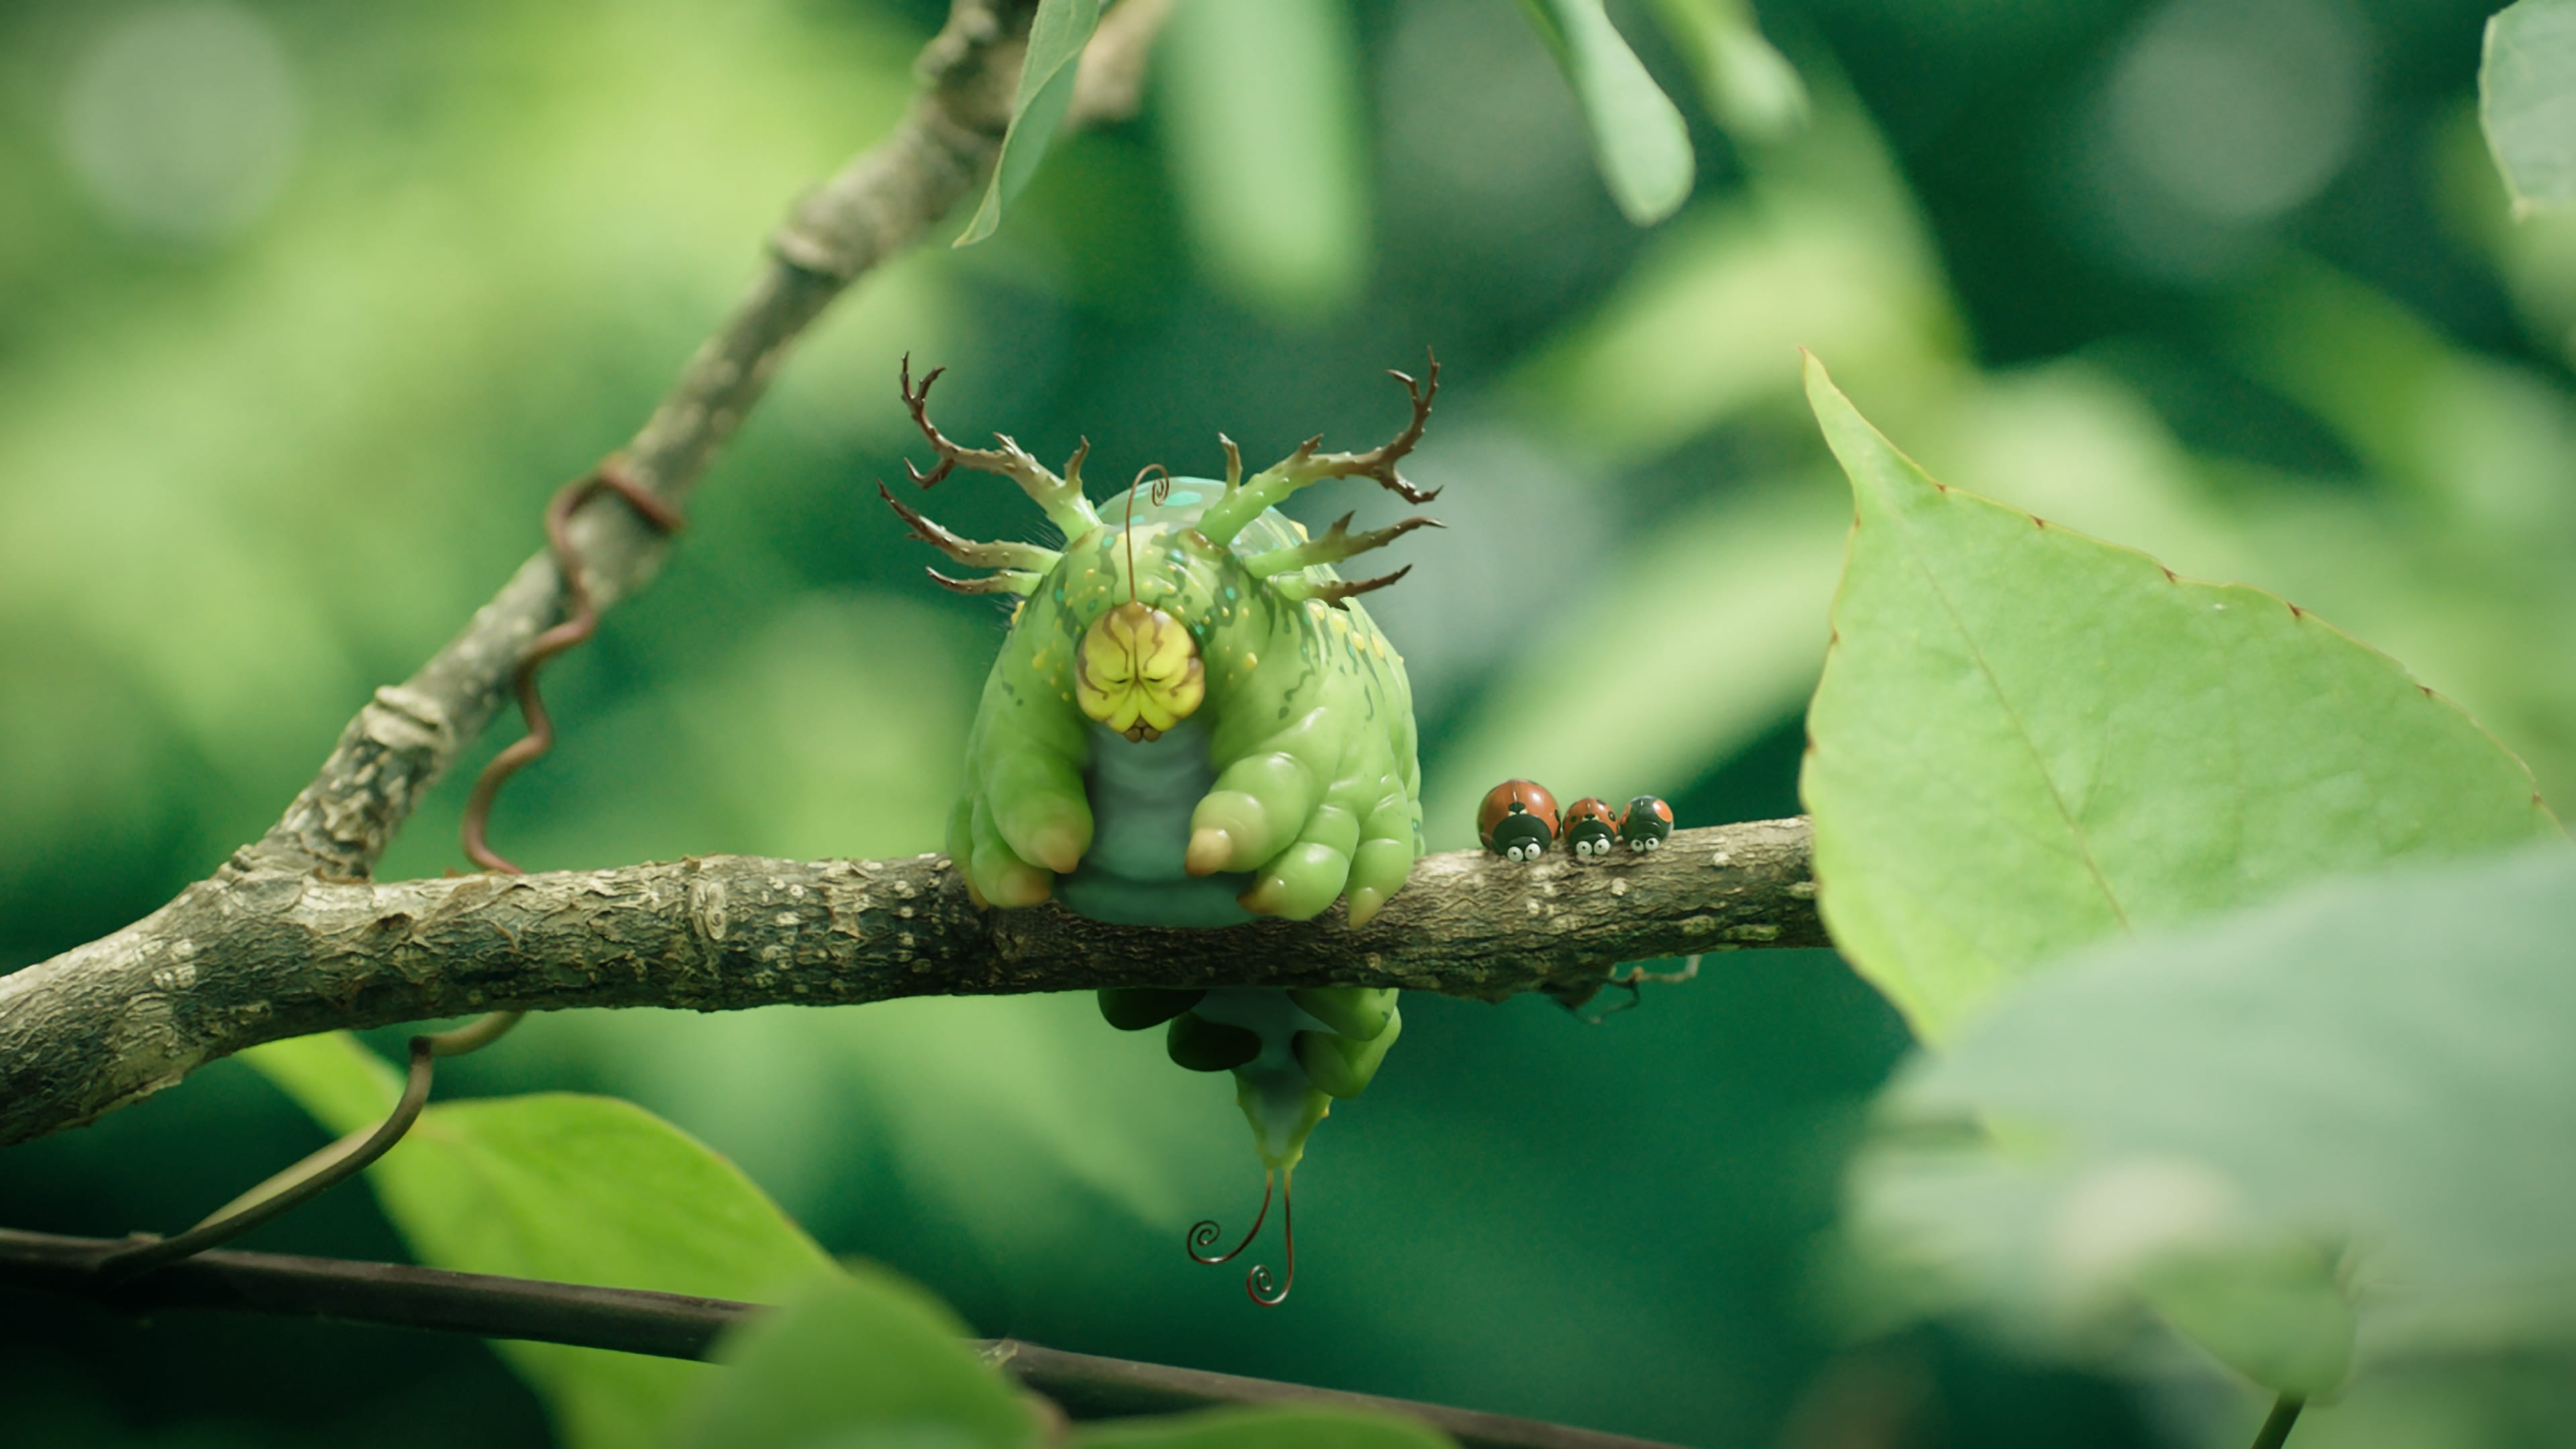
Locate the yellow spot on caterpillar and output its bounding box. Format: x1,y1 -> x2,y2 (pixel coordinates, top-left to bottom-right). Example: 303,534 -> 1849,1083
1244,652 -> 1258,668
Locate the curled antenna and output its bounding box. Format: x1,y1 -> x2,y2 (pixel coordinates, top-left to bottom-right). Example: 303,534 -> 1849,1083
1188,1169 -> 1273,1265
1124,464 -> 1173,606
1246,1173 -> 1295,1307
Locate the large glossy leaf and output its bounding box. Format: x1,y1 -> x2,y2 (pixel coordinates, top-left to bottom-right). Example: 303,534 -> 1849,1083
1798,354 -> 2557,1041
244,1032 -> 835,1449
1851,846 -> 2576,1396
2482,0 -> 2576,217
1073,1405 -> 1456,1448
1516,0 -> 1695,225
672,1270 -> 1038,1449
1157,0 -> 1368,318
955,0 -> 1104,247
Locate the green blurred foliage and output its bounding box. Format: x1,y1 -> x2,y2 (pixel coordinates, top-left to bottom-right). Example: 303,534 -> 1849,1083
1,0 -> 2567,1446
1851,847 -> 2576,1434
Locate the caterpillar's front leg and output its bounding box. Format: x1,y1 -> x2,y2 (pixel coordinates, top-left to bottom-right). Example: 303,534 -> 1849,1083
1193,703 -> 1417,926
951,676 -> 1091,907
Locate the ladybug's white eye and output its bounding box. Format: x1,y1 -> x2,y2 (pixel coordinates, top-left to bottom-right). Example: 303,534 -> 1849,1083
1644,837 -> 1661,852
1631,839 -> 1646,852
1505,844 -> 1523,861
1527,841 -> 1544,857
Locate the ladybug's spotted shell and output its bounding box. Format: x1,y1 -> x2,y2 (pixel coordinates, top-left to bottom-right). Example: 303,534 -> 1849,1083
1617,794 -> 1675,847
1562,797 -> 1619,854
1478,780 -> 1560,855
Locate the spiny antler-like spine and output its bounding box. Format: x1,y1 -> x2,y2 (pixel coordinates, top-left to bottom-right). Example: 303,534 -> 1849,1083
876,482 -> 1058,598
1198,352 -> 1442,547
1242,511 -> 1444,580
1272,565 -> 1414,608
900,355 -> 1104,537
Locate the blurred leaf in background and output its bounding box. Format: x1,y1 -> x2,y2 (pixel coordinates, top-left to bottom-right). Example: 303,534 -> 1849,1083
2481,0 -> 2576,215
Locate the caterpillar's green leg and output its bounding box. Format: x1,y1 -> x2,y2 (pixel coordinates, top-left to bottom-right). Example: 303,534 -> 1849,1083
967,794 -> 1053,907
947,795 -> 985,908
1187,747 -> 1324,877
1343,787 -> 1418,929
1238,763 -> 1371,920
1289,985 -> 1397,1040
978,739 -> 1091,875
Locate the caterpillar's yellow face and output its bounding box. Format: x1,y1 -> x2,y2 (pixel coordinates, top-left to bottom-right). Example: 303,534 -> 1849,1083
1076,601 -> 1205,743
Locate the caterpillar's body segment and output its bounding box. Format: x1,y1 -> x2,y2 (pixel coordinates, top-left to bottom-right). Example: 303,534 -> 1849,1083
890,358 -> 1442,1263
951,481 -> 1424,934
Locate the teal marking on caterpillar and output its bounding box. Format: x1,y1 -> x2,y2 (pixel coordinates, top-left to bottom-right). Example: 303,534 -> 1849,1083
882,354 -> 1443,1305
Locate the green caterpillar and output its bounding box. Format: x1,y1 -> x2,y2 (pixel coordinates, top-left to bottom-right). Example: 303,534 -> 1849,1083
882,356 -> 1440,1304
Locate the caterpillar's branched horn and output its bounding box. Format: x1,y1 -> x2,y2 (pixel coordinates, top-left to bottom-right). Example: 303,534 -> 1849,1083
898,355 -> 1104,537
926,567 -> 1041,596
1276,565 -> 1414,610
1244,512 -> 1444,578
1198,351 -> 1442,546
875,482 -> 1061,576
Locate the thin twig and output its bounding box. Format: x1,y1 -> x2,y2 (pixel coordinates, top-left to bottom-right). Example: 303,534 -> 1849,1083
0,820 -> 1822,1147
0,1228 -> 1686,1449
2250,1394 -> 2304,1449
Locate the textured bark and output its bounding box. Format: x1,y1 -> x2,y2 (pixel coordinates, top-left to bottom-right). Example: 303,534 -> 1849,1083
0,1228 -> 1686,1449
0,821 -> 1821,1146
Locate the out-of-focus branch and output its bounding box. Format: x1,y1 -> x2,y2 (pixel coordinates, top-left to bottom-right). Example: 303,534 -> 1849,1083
1071,0 -> 1175,123
0,1227 -> 1688,1449
0,820 -> 1822,1146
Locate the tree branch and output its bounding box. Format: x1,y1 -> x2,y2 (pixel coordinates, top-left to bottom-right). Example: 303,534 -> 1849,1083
241,0 -> 1049,884
0,821 -> 1820,1146
0,1229 -> 1685,1449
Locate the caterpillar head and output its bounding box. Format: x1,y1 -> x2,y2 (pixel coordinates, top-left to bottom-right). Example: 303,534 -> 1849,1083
1076,602 -> 1203,742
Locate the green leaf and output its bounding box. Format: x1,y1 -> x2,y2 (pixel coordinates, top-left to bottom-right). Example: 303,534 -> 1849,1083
244,1033 -> 835,1449
2482,0 -> 2576,217
1517,0 -> 1695,225
1797,354 -> 2559,1042
1851,846 -> 2576,1394
955,0 -> 1104,248
672,1270 -> 1038,1449
1073,1405 -> 1456,1449
1157,0 -> 1369,319
1641,0 -> 1809,144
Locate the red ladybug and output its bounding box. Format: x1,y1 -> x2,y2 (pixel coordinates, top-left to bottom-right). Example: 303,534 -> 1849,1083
1562,798 -> 1619,859
1478,780 -> 1559,862
1617,795 -> 1674,853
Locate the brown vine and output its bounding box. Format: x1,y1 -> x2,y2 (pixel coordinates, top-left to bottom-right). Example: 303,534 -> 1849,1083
462,460 -> 686,874
96,464 -> 684,1278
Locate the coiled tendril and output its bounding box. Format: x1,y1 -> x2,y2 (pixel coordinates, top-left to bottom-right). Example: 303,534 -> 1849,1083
1187,1169 -> 1296,1307
1187,1169 -> 1271,1265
